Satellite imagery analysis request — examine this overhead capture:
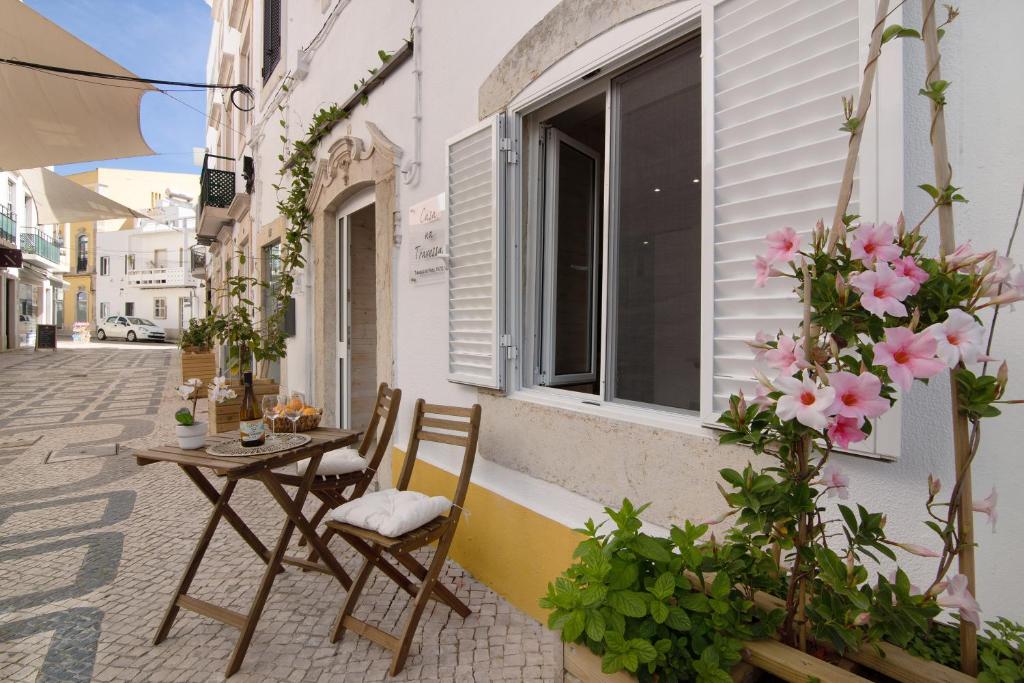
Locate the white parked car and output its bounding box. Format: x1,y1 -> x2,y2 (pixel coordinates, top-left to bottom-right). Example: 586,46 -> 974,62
96,316 -> 167,342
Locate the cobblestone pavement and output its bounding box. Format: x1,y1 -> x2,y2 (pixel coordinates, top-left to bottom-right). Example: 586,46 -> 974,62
0,344 -> 561,682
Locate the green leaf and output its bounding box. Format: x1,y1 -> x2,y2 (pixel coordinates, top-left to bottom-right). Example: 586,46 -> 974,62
580,584 -> 608,607
720,468 -> 743,488
650,572 -> 676,600
585,610 -> 606,642
665,607 -> 692,631
633,535 -> 671,563
710,572 -> 732,600
606,590 -> 647,618
562,609 -> 586,642
649,600 -> 669,624
628,638 -> 658,663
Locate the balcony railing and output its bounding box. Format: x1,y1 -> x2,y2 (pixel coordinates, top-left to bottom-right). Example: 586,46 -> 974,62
20,228 -> 60,264
200,153 -> 236,209
0,205 -> 15,244
190,245 -> 208,277
127,267 -> 189,288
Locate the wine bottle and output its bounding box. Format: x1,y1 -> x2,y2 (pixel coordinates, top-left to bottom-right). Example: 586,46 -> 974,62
239,372 -> 266,447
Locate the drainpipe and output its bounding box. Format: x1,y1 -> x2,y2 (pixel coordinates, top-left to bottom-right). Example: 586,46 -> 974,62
401,0 -> 422,187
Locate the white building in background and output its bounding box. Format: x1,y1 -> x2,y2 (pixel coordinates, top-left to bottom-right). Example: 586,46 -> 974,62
0,170 -> 68,350
94,196 -> 203,340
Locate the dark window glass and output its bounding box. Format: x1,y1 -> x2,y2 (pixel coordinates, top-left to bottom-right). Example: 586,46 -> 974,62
262,0 -> 282,82
611,40 -> 702,411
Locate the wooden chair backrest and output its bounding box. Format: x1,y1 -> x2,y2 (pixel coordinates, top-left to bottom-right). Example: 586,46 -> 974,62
355,383 -> 402,476
396,400 -> 481,519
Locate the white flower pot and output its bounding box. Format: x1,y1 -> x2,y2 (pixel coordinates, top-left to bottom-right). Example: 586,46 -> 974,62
175,422 -> 208,449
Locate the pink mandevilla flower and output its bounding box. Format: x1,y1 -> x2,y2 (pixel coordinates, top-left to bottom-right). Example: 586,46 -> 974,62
817,463 -> 851,499
890,255 -> 930,295
763,336 -> 810,377
927,308 -> 985,368
972,487 -> 997,531
850,222 -> 901,266
827,371 -> 890,422
849,263 -> 916,319
852,612 -> 871,627
938,574 -> 982,628
774,373 -> 835,430
754,255 -> 772,288
945,241 -> 975,270
893,542 -> 941,558
873,326 -> 946,392
764,227 -> 801,264
827,415 -> 868,449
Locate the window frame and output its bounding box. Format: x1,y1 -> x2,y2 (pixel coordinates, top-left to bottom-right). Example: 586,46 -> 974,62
509,23 -> 709,430
154,297 -> 167,320
99,256 -> 109,276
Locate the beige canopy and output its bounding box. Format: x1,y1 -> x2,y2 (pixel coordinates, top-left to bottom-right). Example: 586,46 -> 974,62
0,0 -> 155,171
20,167 -> 144,224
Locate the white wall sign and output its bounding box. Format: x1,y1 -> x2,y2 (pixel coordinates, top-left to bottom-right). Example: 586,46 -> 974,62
408,193 -> 448,284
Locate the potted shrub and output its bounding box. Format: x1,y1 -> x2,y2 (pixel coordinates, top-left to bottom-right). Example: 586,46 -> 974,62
179,316 -> 217,398
175,377 -> 236,449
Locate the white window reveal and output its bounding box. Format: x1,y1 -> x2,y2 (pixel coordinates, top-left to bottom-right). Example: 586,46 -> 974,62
445,114 -> 507,390
700,0 -> 902,457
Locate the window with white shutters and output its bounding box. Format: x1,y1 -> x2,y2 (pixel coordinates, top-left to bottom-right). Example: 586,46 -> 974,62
701,0 -> 901,457
446,115 -> 507,389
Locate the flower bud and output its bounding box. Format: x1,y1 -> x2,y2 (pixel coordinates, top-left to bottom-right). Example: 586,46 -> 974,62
853,612 -> 871,627
928,473 -> 941,498
896,212 -> 906,239
909,308 -> 920,332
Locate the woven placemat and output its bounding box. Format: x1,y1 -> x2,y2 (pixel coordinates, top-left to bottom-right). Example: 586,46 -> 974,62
206,433 -> 312,457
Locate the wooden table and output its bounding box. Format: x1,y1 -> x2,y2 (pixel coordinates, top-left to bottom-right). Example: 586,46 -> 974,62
135,427 -> 359,678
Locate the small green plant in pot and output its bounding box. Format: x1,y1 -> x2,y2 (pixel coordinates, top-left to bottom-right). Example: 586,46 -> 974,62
174,377 -> 236,449
179,316 -> 217,352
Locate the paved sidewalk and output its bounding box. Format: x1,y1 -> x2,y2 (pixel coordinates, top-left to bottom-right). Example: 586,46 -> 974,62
0,345 -> 561,682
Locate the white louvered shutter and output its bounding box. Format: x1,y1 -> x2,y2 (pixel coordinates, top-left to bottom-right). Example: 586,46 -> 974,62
702,0 -> 901,457
446,115 -> 507,389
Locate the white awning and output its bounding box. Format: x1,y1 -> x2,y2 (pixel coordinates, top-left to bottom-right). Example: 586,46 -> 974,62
20,167 -> 144,224
0,0 -> 155,171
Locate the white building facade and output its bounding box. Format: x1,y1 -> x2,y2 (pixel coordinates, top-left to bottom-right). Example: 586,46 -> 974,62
199,0 -> 1024,624
94,200 -> 203,340
0,170 -> 68,350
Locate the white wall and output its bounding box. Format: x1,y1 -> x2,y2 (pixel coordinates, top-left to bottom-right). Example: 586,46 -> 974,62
224,0 -> 1024,622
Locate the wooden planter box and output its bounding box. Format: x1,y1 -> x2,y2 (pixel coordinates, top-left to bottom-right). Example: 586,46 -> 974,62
180,349 -> 216,398
209,378 -> 279,435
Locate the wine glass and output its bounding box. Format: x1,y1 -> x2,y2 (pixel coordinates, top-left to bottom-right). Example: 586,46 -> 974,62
261,395 -> 279,437
284,390 -> 305,435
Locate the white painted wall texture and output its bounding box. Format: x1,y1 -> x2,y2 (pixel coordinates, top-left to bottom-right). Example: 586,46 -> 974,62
215,0 -> 1024,622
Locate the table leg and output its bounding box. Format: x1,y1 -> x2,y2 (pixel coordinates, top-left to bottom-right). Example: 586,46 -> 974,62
153,478 -> 238,646
180,465 -> 273,565
224,454 -> 337,678
258,457 -> 353,590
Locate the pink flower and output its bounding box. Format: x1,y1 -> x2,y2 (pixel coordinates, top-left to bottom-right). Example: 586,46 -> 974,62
764,227 -> 801,263
891,542 -> 941,558
827,371 -> 890,421
887,570 -> 921,597
751,383 -> 774,410
890,255 -> 930,295
938,574 -> 982,628
827,416 -> 868,449
763,336 -> 810,377
699,509 -> 736,526
850,222 -> 901,266
972,487 -> 997,531
873,327 -> 946,391
852,612 -> 871,627
775,373 -> 836,430
927,309 -> 985,368
747,330 -> 773,363
816,463 -> 851,499
849,264 -> 916,319
945,241 -> 975,270
754,255 -> 772,287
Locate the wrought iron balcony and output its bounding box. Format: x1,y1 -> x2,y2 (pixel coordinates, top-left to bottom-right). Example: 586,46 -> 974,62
200,153 -> 235,209
20,228 -> 60,265
0,204 -> 16,244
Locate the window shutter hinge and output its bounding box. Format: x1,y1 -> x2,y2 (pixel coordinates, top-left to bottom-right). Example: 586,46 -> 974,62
499,137 -> 518,165
499,334 -> 517,359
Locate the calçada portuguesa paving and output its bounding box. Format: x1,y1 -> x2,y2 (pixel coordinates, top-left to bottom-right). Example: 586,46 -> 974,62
0,343 -> 561,682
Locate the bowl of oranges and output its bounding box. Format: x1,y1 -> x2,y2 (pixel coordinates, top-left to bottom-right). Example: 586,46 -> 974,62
265,397 -> 323,433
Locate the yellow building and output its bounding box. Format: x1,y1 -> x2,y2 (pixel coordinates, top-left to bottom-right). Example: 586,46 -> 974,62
62,168 -> 199,329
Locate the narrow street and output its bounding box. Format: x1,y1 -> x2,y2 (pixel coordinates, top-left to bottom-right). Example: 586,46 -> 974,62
0,345 -> 559,682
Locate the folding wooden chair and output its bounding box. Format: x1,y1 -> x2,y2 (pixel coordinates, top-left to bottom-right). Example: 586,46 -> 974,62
276,383 -> 401,572
325,399 -> 481,676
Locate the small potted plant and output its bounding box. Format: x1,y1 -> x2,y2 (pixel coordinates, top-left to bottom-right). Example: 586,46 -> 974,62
175,377 -> 237,448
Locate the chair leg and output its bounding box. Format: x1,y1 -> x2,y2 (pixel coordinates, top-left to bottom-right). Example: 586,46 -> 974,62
392,548 -> 471,617
390,542 -> 451,676
330,544 -> 381,643
297,492 -> 333,548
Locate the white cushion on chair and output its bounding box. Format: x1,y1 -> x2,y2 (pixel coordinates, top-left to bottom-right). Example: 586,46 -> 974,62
296,447 -> 368,476
328,489 -> 451,538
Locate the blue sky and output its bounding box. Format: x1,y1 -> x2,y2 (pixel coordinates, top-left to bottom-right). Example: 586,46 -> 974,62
25,0 -> 212,175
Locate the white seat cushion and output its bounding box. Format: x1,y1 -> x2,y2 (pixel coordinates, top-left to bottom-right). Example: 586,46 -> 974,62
296,447 -> 368,477
328,489 -> 451,538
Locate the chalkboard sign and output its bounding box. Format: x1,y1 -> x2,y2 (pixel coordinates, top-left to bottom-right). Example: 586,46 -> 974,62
35,324 -> 57,350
